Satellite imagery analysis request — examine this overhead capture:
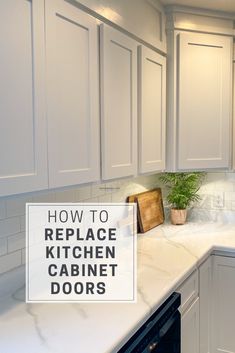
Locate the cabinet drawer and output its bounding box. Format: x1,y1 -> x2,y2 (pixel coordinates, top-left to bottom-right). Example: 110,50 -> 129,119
177,270 -> 198,313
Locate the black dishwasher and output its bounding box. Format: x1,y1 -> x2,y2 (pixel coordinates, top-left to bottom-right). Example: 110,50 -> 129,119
118,292 -> 181,353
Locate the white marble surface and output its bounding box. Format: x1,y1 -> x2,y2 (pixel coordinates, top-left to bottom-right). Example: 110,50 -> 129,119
1,222 -> 235,353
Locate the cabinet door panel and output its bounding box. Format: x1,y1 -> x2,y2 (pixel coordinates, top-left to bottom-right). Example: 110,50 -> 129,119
199,257 -> 212,353
181,298 -> 199,353
212,256 -> 235,353
138,46 -> 166,173
46,0 -> 100,188
100,24 -> 137,180
178,32 -> 232,170
0,0 -> 47,196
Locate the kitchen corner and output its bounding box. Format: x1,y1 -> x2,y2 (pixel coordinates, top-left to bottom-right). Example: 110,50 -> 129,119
1,221 -> 235,353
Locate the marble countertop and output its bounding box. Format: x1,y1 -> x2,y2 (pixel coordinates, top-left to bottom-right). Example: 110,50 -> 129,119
1,222 -> 235,353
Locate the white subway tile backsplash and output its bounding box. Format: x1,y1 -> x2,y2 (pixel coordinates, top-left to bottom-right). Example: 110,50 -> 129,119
111,191 -> 127,203
0,172 -> 235,276
91,183 -> 106,198
98,194 -> 112,203
20,215 -> 26,232
196,194 -> 212,209
76,185 -> 92,200
104,181 -> 122,193
21,248 -> 26,265
0,238 -> 7,256
54,189 -> 78,202
225,200 -> 232,210
32,191 -> 56,203
226,173 -> 235,181
6,196 -> 32,218
206,173 -> 226,182
85,197 -> 99,203
0,251 -> 22,274
7,232 -> 25,253
0,217 -> 20,238
0,200 -> 6,220
215,181 -> 233,192
224,191 -> 235,201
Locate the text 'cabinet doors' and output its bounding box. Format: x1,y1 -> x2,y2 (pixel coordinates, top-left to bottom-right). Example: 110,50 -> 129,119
46,0 -> 100,188
138,46 -> 166,173
177,32 -> 232,170
0,0 -> 47,196
100,24 -> 138,180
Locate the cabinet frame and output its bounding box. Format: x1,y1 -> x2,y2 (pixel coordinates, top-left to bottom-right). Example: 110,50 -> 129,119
138,45 -> 166,173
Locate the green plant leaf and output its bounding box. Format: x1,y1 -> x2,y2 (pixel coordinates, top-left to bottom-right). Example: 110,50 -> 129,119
159,172 -> 206,209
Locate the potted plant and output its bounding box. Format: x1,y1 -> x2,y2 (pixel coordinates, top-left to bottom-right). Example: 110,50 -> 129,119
159,172 -> 205,225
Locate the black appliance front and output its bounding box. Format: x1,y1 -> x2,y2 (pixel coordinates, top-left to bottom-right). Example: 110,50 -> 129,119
118,292 -> 181,353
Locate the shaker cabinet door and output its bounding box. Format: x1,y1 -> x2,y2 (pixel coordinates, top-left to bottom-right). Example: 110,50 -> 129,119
46,0 -> 100,188
212,256 -> 235,353
100,24 -> 138,180
177,32 -> 232,170
181,298 -> 199,353
0,0 -> 48,196
138,46 -> 166,173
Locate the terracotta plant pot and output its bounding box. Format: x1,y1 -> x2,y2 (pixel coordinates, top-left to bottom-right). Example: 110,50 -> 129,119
170,208 -> 187,225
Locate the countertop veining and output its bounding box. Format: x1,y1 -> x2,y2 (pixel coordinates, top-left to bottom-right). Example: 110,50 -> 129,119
1,222 -> 235,353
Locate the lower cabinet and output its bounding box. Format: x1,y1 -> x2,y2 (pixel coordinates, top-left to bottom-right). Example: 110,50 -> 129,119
177,270 -> 199,353
177,254 -> 235,353
211,255 -> 235,353
181,298 -> 199,353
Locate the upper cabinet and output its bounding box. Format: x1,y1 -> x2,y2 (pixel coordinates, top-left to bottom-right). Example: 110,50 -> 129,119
178,32 -> 232,170
3,3 -> 235,197
0,0 -> 48,196
100,24 -> 138,180
46,0 -> 100,188
138,46 -> 166,173
166,9 -> 233,171
0,0 -> 166,197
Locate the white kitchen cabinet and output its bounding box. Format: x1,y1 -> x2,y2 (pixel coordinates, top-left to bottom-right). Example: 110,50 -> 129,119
181,298 -> 199,353
167,22 -> 233,171
138,46 -> 166,173
46,0 -> 100,188
0,0 -> 48,196
177,32 -> 232,170
100,24 -> 138,180
212,255 -> 235,353
199,257 -> 212,353
177,270 -> 199,353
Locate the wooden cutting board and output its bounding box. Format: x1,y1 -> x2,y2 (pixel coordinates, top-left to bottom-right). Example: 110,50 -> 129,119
127,188 -> 164,233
